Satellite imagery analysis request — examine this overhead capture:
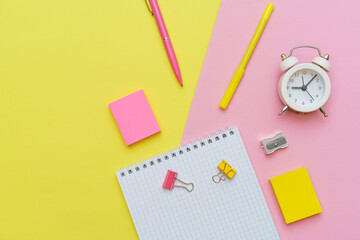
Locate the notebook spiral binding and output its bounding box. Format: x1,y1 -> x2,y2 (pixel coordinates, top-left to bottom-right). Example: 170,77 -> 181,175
119,127 -> 236,178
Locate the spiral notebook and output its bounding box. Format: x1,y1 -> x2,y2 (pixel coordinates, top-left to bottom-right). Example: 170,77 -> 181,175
116,127 -> 279,240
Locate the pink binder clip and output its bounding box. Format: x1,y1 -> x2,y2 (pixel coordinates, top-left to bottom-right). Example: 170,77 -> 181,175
163,170 -> 194,192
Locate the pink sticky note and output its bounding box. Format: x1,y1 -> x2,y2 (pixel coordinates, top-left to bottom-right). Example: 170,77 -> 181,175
109,90 -> 160,145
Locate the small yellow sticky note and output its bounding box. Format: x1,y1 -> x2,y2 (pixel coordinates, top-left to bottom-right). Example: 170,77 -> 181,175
270,167 -> 322,224
217,160 -> 236,179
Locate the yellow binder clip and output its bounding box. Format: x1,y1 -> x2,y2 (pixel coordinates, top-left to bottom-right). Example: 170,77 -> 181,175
212,160 -> 237,183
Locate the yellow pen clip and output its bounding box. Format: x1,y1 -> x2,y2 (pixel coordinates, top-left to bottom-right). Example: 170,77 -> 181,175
144,0 -> 154,15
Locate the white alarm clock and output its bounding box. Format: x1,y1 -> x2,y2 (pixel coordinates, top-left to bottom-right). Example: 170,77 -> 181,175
278,46 -> 331,117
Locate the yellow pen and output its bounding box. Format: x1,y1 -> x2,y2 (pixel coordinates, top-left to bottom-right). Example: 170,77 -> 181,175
219,3 -> 274,110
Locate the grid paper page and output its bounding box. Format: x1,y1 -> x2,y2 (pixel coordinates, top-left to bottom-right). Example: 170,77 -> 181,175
116,127 -> 279,240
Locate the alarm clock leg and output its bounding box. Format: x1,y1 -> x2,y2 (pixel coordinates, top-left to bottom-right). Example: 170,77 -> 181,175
319,107 -> 328,117
278,106 -> 289,116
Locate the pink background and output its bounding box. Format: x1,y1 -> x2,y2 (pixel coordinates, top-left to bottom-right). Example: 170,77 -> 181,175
181,0 -> 360,239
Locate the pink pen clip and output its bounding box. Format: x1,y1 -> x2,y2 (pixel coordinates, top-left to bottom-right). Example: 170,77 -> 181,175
163,170 -> 194,192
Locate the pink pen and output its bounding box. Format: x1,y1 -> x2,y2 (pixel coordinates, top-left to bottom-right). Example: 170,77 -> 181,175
146,0 -> 183,86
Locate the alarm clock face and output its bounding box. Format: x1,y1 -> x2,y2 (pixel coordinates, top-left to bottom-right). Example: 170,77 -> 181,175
286,69 -> 325,107
279,63 -> 331,113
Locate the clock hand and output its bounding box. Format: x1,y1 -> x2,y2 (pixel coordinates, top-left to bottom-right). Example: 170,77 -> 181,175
292,87 -> 302,89
306,90 -> 314,101
302,76 -> 305,86
305,74 -> 317,87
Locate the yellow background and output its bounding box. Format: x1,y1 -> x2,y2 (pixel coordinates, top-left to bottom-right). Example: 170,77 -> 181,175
0,0 -> 221,239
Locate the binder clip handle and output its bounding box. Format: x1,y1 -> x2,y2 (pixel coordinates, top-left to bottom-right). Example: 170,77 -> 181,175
212,171 -> 227,183
174,178 -> 194,192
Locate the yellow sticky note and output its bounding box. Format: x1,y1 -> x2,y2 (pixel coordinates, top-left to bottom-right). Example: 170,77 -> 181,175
270,167 -> 322,224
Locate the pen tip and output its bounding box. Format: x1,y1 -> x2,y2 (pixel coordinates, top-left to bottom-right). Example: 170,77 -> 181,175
180,83 -> 183,87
